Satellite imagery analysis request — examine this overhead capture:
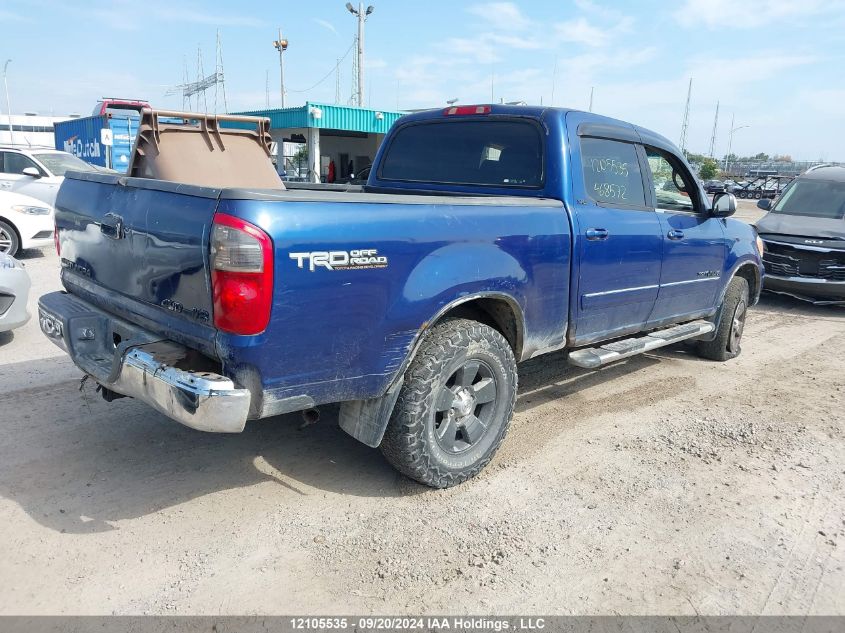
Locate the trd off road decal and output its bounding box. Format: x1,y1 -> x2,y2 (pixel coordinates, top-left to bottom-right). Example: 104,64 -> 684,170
289,249 -> 388,272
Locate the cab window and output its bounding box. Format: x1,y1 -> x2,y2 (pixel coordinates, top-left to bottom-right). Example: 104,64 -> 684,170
580,137 -> 647,208
645,148 -> 700,213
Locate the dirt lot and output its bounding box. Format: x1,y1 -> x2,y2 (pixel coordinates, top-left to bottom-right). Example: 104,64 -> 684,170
1,201 -> 843,615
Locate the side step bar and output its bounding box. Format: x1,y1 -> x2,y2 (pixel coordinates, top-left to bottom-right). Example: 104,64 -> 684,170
568,320 -> 715,369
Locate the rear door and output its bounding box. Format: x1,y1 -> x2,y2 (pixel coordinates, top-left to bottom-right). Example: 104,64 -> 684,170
567,115 -> 663,344
642,146 -> 726,323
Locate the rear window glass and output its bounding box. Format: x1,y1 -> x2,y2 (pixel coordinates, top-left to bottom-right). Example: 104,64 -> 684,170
379,120 -> 543,188
772,179 -> 845,219
580,137 -> 647,207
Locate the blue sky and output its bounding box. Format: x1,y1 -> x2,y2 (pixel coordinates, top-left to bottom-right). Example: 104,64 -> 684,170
1,0 -> 844,159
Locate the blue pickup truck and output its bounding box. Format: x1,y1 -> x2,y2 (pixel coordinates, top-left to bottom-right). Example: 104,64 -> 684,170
39,105 -> 764,487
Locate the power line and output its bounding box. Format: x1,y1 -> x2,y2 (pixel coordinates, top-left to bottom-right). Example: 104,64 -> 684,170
287,39 -> 355,94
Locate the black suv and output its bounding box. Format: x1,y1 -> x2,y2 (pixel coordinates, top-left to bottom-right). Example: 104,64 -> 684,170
755,165 -> 845,304
703,179 -> 725,194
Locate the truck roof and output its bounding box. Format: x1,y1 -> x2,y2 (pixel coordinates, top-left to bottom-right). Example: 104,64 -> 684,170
395,104 -> 678,152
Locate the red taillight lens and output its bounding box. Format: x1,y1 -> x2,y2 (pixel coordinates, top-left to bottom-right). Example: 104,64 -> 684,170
210,213 -> 273,335
54,222 -> 60,256
443,105 -> 491,116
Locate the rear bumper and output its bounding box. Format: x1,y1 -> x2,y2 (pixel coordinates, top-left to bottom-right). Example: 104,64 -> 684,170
38,291 -> 251,433
764,274 -> 845,304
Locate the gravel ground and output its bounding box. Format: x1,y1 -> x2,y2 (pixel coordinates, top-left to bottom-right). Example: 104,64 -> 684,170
1,201 -> 843,615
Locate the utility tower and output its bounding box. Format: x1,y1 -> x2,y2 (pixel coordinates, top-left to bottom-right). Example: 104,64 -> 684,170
708,101 -> 720,158
679,77 -> 692,153
213,30 -> 228,113
335,58 -> 342,105
166,33 -> 227,113
346,3 -> 374,107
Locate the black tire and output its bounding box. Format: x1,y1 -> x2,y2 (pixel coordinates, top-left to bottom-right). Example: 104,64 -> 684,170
380,318 -> 517,488
737,191 -> 747,199
754,191 -> 762,199
0,220 -> 20,257
696,277 -> 749,361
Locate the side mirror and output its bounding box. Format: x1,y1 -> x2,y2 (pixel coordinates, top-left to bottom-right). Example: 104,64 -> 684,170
22,167 -> 41,178
756,198 -> 771,211
712,192 -> 737,217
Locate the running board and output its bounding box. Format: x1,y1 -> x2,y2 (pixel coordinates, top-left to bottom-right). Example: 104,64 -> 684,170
567,320 -> 715,369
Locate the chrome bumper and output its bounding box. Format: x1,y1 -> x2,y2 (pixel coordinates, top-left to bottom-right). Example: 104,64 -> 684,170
111,347 -> 250,433
38,291 -> 251,433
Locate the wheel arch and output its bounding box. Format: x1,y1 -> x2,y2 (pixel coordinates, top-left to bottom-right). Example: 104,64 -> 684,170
427,293 -> 525,359
337,292 -> 525,449
732,261 -> 762,305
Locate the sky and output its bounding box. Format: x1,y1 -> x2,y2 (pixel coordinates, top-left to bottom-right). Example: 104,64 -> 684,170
1,0 -> 844,160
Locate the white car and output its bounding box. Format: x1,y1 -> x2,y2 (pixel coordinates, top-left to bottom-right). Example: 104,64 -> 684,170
0,146 -> 96,207
0,191 -> 55,257
0,252 -> 31,332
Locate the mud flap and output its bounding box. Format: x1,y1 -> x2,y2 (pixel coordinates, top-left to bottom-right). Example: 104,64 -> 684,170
338,377 -> 404,448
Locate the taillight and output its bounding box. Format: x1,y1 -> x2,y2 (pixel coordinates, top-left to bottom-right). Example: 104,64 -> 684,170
54,222 -> 60,256
443,105 -> 491,116
210,213 -> 273,335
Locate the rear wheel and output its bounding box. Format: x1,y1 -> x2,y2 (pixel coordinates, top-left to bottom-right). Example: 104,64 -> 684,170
754,191 -> 762,199
737,191 -> 747,199
0,220 -> 20,257
380,318 -> 517,488
696,277 -> 749,361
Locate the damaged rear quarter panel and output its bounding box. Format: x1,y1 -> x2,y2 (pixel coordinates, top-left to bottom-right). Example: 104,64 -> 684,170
213,196 -> 571,411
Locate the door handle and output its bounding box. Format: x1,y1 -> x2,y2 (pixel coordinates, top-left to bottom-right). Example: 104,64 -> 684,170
667,229 -> 685,240
586,228 -> 609,241
100,213 -> 125,240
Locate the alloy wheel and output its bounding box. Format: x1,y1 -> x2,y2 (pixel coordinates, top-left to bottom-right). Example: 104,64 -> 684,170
432,359 -> 499,454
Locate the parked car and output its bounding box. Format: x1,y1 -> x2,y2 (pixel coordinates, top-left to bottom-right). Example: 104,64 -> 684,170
755,165 -> 845,304
39,106 -> 763,488
0,147 -> 97,207
703,179 -> 726,194
0,252 -> 31,332
0,191 -> 55,257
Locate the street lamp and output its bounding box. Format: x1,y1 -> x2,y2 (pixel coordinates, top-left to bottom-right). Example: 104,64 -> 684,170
273,30 -> 288,108
724,113 -> 750,173
346,2 -> 374,107
2,59 -> 13,145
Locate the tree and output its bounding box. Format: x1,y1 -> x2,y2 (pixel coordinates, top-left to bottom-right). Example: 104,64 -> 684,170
699,158 -> 719,180
753,152 -> 769,161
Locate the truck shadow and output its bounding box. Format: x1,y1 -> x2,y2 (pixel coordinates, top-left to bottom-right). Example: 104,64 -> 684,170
0,349 -> 676,534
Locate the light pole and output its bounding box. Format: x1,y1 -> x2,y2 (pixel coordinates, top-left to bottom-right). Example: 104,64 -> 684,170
724,114 -> 750,173
273,29 -> 288,107
346,2 -> 374,107
3,59 -> 14,145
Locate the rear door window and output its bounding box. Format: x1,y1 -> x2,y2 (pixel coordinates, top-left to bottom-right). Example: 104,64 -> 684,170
379,119 -> 543,188
580,137 -> 647,207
